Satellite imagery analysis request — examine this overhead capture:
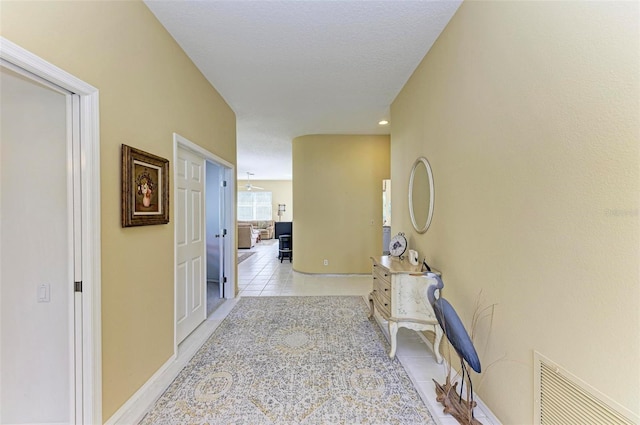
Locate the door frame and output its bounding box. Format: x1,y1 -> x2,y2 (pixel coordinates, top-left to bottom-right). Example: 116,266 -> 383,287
0,37 -> 102,424
173,133 -> 235,352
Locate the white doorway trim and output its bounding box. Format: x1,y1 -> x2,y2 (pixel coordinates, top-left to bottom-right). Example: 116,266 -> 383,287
173,133 -> 236,353
0,37 -> 102,424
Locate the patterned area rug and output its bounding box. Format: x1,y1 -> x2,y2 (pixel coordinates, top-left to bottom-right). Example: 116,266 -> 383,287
237,251 -> 256,264
139,296 -> 435,425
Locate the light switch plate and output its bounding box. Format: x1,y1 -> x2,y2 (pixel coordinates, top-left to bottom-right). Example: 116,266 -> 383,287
38,283 -> 50,303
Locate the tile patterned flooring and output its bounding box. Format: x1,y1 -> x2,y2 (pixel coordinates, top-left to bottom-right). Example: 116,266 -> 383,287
232,240 -> 499,425
237,240 -> 372,297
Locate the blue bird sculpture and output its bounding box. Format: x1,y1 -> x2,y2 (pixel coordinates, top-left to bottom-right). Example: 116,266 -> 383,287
426,272 -> 481,409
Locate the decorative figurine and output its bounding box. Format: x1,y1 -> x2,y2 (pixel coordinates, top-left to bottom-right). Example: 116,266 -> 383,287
426,272 -> 483,425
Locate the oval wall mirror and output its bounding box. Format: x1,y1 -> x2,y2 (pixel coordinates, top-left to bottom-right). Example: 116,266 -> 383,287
408,157 -> 435,234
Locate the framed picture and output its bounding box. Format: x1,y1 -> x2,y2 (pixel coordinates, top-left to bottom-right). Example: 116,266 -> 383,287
121,144 -> 170,227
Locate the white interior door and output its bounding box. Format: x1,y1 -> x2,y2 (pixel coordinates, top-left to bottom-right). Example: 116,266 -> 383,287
175,146 -> 206,343
1,38 -> 102,425
0,65 -> 78,424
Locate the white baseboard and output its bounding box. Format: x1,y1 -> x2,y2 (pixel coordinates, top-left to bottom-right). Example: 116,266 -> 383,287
104,299 -> 237,425
103,353 -> 176,425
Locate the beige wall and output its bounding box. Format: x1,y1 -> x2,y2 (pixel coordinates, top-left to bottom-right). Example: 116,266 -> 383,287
238,180 -> 293,223
293,135 -> 390,273
391,1 -> 639,423
0,1 -> 236,420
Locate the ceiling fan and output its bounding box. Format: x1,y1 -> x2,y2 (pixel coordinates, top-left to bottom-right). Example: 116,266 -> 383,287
244,172 -> 264,191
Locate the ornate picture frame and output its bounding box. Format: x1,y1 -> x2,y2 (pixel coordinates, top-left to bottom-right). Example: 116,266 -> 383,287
121,144 -> 170,227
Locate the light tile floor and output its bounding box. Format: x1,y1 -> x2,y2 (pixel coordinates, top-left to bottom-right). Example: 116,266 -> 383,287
237,240 -> 372,297
232,240 -> 500,425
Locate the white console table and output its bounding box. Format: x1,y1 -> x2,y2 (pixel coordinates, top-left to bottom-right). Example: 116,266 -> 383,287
369,256 -> 443,362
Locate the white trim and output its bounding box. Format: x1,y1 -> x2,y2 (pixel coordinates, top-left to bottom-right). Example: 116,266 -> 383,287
80,81 -> 102,425
222,166 -> 236,297
174,134 -> 234,169
0,37 -> 102,424
0,38 -> 97,95
103,353 -> 177,425
69,92 -> 81,423
104,299 -> 238,425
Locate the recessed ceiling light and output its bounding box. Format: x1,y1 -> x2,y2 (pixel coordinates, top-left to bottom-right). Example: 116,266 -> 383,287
378,120 -> 389,126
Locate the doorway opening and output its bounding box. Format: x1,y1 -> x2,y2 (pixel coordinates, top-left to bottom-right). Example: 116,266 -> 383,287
382,179 -> 392,255
174,133 -> 235,347
206,160 -> 225,316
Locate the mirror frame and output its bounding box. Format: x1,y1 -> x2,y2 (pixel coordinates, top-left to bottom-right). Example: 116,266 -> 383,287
408,156 -> 435,234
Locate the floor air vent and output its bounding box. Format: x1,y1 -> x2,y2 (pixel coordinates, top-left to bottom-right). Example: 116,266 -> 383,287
534,352 -> 637,425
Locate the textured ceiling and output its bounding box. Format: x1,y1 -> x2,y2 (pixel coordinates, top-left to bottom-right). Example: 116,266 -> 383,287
145,1 -> 462,180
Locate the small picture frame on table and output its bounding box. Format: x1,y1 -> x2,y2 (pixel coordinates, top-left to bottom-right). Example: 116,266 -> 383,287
121,144 -> 170,227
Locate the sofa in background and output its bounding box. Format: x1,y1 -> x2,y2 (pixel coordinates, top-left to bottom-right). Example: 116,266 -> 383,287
238,222 -> 260,248
238,220 -> 275,240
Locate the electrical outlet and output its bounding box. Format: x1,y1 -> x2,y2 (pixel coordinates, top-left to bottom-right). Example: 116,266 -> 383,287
323,259 -> 328,266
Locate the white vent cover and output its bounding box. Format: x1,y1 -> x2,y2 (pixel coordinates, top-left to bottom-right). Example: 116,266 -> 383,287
534,352 -> 638,425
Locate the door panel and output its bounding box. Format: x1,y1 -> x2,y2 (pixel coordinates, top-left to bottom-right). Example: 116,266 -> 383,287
0,66 -> 74,423
191,189 -> 202,243
176,186 -> 187,246
176,262 -> 187,323
191,257 -> 203,309
175,147 -> 206,343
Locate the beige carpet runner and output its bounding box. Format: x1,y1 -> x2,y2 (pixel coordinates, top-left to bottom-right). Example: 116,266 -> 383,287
237,251 -> 256,264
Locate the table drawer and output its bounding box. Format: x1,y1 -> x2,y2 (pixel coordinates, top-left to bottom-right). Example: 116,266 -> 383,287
372,265 -> 390,282
373,274 -> 391,301
373,267 -> 390,288
372,290 -> 391,319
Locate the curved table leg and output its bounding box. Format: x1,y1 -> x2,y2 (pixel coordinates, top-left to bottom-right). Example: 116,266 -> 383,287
433,325 -> 444,364
368,293 -> 375,319
388,320 -> 398,359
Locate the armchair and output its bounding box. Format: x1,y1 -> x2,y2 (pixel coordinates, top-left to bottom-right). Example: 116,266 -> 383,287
238,220 -> 274,240
238,223 -> 259,248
